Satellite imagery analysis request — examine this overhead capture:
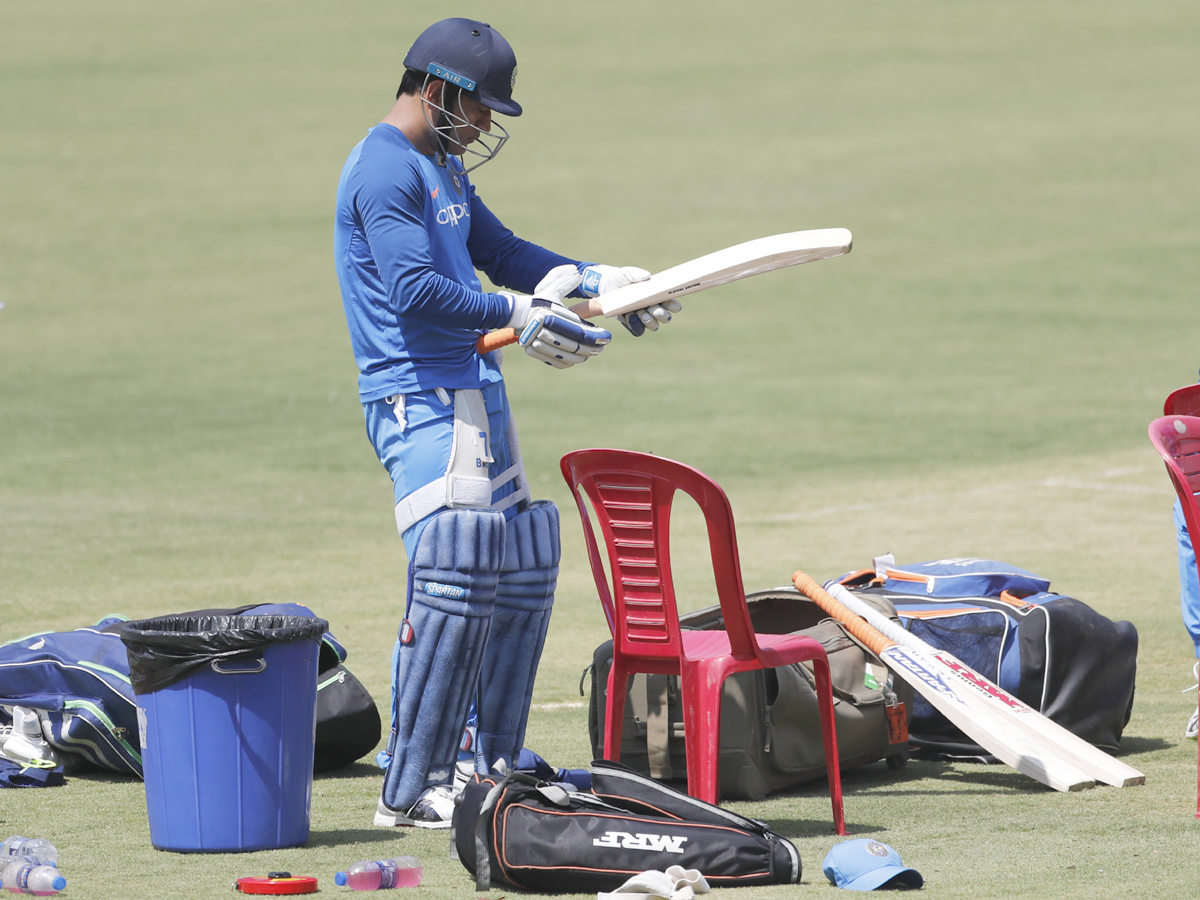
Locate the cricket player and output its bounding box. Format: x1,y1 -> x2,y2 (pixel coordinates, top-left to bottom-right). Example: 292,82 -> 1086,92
334,18 -> 680,828
1164,376 -> 1200,739
1176,498 -> 1199,738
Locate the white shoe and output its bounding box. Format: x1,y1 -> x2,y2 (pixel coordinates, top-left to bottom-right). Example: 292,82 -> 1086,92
374,784 -> 457,829
0,707 -> 58,767
1182,662 -> 1199,740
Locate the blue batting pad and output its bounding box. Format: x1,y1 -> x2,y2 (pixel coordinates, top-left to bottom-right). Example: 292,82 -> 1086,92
381,508 -> 505,812
1175,499 -> 1199,657
475,500 -> 560,772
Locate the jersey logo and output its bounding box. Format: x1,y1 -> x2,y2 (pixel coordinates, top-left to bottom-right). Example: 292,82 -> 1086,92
436,203 -> 469,227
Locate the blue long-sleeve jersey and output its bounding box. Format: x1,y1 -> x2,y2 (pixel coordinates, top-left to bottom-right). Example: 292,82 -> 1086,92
335,124 -> 581,400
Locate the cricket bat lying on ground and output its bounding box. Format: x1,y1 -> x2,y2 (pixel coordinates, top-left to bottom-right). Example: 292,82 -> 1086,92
475,227 -> 853,354
792,571 -> 1146,792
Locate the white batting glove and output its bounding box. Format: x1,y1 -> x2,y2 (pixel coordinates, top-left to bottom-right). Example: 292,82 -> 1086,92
616,296 -> 682,337
502,265 -> 612,369
579,264 -> 650,297
579,263 -> 681,336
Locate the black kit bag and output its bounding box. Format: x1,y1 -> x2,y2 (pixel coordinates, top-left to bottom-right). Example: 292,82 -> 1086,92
837,558 -> 1138,759
584,590 -> 912,800
453,760 -> 801,893
313,661 -> 381,773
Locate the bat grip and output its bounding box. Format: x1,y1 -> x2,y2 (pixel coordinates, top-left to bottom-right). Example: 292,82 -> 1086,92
827,582 -> 921,649
475,328 -> 518,354
474,297 -> 604,356
792,571 -> 896,657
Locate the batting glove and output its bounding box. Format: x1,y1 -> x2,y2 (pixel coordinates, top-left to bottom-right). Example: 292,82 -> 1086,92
502,265 -> 612,369
579,264 -> 681,336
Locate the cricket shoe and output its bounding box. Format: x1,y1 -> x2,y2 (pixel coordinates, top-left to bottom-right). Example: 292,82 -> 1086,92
374,784 -> 457,829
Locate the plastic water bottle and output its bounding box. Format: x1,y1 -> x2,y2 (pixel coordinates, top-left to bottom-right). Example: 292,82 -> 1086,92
0,860 -> 53,872
334,857 -> 421,890
0,842 -> 56,867
1,862 -> 66,895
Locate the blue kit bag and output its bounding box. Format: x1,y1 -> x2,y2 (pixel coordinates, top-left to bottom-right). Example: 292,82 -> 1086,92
0,616 -> 142,775
0,604 -> 378,780
838,557 -> 1138,759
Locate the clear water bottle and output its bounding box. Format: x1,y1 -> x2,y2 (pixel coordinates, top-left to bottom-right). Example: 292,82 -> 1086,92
0,841 -> 57,866
0,862 -> 66,896
334,857 -> 421,890
1,858 -> 54,871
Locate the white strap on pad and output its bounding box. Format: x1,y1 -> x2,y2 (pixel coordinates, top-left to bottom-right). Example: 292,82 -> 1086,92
393,389 -> 528,535
445,388 -> 494,509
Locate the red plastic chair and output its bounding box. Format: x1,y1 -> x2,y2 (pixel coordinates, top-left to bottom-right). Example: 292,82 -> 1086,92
1165,382 -> 1200,417
560,448 -> 846,834
1148,414 -> 1200,817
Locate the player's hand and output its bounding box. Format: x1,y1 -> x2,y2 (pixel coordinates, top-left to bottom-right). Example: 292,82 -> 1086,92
502,265 -> 612,369
580,264 -> 681,336
615,296 -> 682,337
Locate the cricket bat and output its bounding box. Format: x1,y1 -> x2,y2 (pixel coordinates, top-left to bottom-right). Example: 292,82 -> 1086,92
820,578 -> 1145,788
792,571 -> 1098,793
475,227 -> 853,354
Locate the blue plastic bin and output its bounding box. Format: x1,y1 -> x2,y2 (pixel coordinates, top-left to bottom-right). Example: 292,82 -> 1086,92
120,615 -> 327,853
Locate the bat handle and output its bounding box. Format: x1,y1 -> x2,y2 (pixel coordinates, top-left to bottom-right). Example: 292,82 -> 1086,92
474,297 -> 604,355
476,328 -> 518,354
792,570 -> 896,657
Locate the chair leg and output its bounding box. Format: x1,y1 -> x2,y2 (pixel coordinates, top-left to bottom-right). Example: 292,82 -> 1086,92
604,661 -> 630,762
810,655 -> 847,835
679,670 -> 720,805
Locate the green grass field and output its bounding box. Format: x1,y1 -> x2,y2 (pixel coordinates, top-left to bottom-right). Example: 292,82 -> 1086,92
2,1 -> 1199,896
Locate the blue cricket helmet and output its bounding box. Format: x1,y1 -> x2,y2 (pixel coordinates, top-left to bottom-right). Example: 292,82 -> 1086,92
404,18 -> 522,117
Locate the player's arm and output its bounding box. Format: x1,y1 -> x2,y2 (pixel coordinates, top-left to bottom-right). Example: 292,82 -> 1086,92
356,165 -> 512,328
466,190 -> 679,337
463,193 -> 610,367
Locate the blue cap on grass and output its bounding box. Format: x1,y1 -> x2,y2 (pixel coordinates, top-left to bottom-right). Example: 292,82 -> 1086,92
823,839 -> 923,891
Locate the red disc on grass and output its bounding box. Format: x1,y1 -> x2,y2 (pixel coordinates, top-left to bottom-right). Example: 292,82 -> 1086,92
235,875 -> 319,894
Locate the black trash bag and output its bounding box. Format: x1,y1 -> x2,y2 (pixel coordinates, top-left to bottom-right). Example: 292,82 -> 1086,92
119,615 -> 329,695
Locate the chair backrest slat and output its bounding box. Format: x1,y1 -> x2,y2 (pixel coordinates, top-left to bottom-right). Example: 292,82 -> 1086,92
1150,418 -> 1200,580
561,448 -> 761,665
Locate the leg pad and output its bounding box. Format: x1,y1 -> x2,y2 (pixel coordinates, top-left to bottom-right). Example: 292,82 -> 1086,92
475,500 -> 560,771
382,508 -> 505,812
